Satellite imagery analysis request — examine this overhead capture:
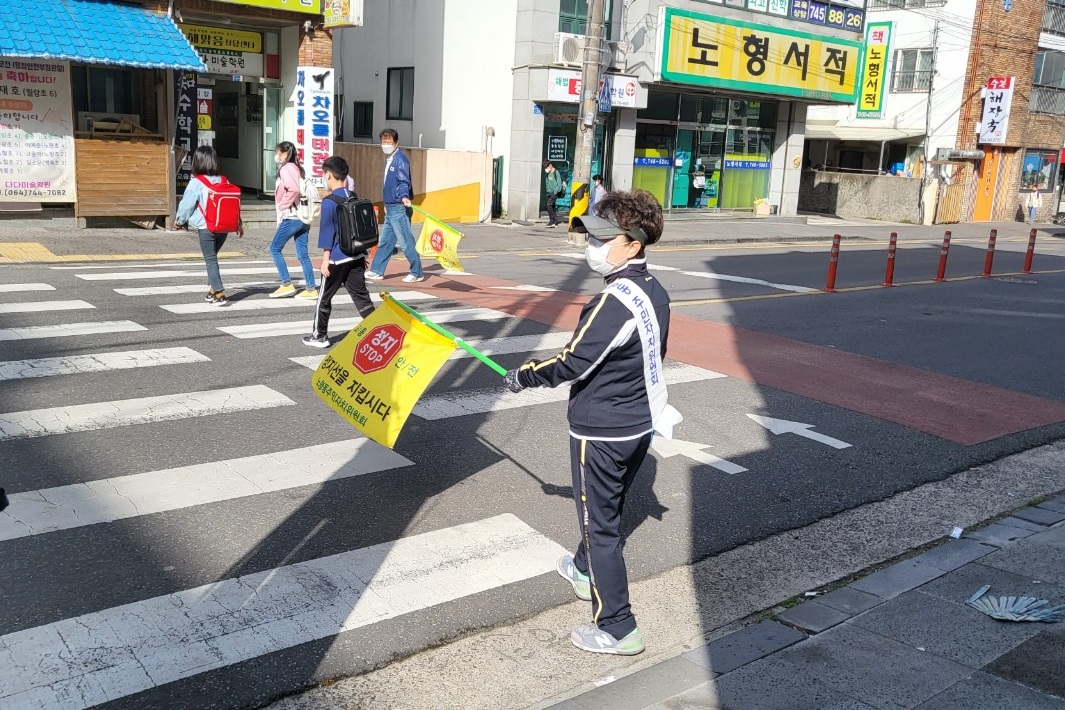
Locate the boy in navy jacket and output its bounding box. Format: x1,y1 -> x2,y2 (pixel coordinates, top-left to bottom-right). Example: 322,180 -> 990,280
303,156 -> 375,348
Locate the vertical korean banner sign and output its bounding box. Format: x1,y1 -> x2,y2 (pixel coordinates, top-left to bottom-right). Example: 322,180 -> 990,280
979,77 -> 1014,146
856,22 -> 891,119
295,66 -> 334,188
175,71 -> 198,192
0,58 -> 75,202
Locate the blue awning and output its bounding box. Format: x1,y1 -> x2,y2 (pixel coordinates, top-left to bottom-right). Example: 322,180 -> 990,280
0,0 -> 205,71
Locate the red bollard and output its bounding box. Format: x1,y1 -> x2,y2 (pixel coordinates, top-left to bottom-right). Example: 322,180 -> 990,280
882,231 -> 898,286
933,230 -> 952,282
823,234 -> 842,293
981,229 -> 997,277
1023,228 -> 1038,273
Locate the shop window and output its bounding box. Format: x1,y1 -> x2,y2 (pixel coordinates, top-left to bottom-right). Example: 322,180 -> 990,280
386,68 -> 414,121
72,65 -> 138,117
353,101 -> 373,138
891,49 -> 934,92
559,0 -> 613,39
641,90 -> 679,121
1021,149 -> 1058,192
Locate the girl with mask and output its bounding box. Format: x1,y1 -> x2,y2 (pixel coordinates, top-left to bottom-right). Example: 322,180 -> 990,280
504,189 -> 680,657
269,142 -> 318,299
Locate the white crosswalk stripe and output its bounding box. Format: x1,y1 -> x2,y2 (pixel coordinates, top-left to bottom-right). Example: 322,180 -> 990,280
0,514 -> 565,710
0,283 -> 56,293
290,331 -> 576,371
413,362 -> 726,419
219,306 -> 510,339
0,320 -> 146,341
0,347 -> 209,382
0,299 -> 94,314
0,386 -> 294,441
160,290 -> 437,314
114,280 -> 305,296
77,267 -> 288,281
0,440 -> 412,541
51,260 -> 273,270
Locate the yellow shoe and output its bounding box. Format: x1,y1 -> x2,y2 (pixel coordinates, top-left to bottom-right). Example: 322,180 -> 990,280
269,283 -> 297,298
296,288 -> 319,300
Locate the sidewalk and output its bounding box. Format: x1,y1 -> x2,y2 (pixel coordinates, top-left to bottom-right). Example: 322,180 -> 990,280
546,500 -> 1065,710
1,213 -> 1061,263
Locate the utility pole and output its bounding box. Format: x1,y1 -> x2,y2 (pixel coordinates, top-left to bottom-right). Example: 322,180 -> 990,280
568,0 -> 606,244
919,18 -> 940,225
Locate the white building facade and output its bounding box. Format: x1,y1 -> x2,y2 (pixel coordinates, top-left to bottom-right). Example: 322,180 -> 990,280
334,0 -> 870,220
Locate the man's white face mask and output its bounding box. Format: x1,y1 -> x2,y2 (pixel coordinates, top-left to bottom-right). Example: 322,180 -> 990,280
585,238 -> 623,276
381,143 -> 396,156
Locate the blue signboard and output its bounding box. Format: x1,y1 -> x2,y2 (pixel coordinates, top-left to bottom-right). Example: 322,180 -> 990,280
634,157 -> 671,167
724,159 -> 772,170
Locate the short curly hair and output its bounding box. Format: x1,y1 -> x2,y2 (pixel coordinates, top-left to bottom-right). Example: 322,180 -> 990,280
594,189 -> 664,248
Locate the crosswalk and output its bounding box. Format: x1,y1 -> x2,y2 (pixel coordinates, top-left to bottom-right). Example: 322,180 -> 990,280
0,257 -> 729,708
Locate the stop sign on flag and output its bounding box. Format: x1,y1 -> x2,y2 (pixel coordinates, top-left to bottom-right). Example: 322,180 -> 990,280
353,323 -> 405,374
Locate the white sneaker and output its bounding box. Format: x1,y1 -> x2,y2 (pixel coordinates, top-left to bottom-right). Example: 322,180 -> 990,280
402,274 -> 427,283
365,271 -> 384,281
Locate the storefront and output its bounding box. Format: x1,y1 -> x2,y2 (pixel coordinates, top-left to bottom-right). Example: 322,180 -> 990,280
538,104 -> 610,216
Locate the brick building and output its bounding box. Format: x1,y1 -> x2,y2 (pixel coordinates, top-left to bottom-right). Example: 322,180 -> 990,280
945,0 -> 1065,222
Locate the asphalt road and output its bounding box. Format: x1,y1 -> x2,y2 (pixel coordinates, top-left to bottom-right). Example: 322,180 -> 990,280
2,234 -> 1065,708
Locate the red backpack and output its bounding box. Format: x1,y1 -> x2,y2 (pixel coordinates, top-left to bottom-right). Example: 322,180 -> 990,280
196,175 -> 242,233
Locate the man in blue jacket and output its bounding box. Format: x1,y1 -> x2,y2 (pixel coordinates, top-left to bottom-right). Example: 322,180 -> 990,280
366,129 -> 425,283
303,156 -> 375,348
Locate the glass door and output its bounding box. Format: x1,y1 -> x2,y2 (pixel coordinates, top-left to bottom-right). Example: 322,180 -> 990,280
261,86 -> 283,193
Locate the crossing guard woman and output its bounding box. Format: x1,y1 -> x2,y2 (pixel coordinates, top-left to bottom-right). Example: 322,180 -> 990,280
504,190 -> 681,656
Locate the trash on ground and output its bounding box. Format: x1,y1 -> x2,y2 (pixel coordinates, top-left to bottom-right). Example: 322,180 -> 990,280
950,526 -> 964,539
966,585 -> 1065,622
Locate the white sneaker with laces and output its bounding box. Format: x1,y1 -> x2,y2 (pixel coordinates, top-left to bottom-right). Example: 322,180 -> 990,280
365,271 -> 384,281
402,274 -> 427,283
570,625 -> 644,656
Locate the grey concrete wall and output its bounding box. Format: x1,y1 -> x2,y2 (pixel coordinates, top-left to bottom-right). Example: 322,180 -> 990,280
799,171 -> 922,223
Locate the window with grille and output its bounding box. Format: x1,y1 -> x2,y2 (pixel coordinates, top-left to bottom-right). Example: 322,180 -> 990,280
352,101 -> 373,138
891,49 -> 934,92
386,68 -> 414,121
559,0 -> 613,39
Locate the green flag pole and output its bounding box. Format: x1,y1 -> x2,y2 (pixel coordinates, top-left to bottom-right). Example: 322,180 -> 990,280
384,292 -> 508,377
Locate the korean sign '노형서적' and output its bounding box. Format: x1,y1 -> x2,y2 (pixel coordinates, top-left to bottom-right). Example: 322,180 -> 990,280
657,7 -> 862,104
857,22 -> 891,119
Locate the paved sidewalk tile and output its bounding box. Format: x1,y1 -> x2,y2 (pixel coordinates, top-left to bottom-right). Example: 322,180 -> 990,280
775,624 -> 972,710
980,542 -> 1065,586
914,671 -> 1065,710
918,562 -> 1065,607
1038,500 -> 1065,514
964,522 -> 1040,548
1013,506 -> 1065,527
1029,524 -> 1065,548
850,590 -> 1045,668
849,559 -> 945,600
912,539 -> 997,572
682,621 -> 805,675
998,515 -> 1049,532
985,627 -> 1065,701
546,657 -> 713,710
816,586 -> 884,615
697,656 -> 876,710
776,601 -> 851,634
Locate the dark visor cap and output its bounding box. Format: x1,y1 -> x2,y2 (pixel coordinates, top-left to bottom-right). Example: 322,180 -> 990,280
570,215 -> 649,245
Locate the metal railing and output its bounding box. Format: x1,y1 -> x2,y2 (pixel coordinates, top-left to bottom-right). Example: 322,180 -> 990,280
1044,2 -> 1065,37
891,70 -> 933,93
1030,84 -> 1065,116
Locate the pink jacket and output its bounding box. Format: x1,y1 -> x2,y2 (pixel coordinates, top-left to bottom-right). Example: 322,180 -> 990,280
276,162 -> 301,223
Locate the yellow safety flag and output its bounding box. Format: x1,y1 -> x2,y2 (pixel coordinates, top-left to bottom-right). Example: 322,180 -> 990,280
414,210 -> 465,272
311,295 -> 456,449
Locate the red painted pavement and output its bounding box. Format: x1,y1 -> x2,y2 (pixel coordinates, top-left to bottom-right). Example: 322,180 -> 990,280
395,268 -> 1065,446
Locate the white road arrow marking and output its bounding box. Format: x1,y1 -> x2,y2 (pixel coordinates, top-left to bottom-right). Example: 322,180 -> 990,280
746,415 -> 852,449
651,437 -> 748,475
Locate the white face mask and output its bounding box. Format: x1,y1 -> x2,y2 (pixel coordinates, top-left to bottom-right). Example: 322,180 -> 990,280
585,240 -> 622,276
381,143 -> 396,156
274,154 -> 283,165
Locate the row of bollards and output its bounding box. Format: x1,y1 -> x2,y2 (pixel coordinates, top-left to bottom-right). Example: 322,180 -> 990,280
823,229 -> 1039,293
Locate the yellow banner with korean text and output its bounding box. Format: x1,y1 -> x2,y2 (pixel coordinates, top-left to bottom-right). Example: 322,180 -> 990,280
659,8 -> 862,104
311,297 -> 455,449
415,211 -> 465,272
208,0 -> 321,16
857,22 -> 892,119
179,24 -> 263,54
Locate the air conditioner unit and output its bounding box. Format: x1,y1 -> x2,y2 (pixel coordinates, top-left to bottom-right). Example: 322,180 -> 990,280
553,33 -> 628,70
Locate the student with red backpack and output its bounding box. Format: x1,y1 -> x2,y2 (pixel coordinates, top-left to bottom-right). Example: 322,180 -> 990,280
175,145 -> 242,306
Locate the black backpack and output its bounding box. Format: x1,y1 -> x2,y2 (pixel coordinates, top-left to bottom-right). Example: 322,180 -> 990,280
325,192 -> 379,257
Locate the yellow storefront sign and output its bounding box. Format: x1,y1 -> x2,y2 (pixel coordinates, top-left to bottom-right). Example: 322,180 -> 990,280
311,296 -> 455,449
179,24 -> 263,54
658,8 -> 862,104
197,114 -> 212,130
209,0 -> 321,15
857,22 -> 892,119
